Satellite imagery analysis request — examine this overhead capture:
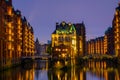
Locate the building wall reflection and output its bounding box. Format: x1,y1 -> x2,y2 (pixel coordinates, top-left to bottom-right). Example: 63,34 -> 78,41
48,61 -> 120,80
0,67 -> 35,80
0,60 -> 120,80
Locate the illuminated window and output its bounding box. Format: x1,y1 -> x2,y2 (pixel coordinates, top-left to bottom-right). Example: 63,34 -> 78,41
116,18 -> 119,22
115,11 -> 118,15
9,36 -> 12,41
55,48 -> 58,51
116,44 -> 120,49
8,43 -> 12,49
65,37 -> 70,42
62,21 -> 66,26
58,37 -> 64,42
117,33 -> 119,37
72,39 -> 76,45
54,37 -> 57,41
68,22 -> 72,26
58,37 -> 61,41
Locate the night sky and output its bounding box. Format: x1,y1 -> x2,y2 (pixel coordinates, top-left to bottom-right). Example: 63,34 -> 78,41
12,0 -> 119,43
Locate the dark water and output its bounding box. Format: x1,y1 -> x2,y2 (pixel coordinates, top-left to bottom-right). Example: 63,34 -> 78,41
0,60 -> 120,80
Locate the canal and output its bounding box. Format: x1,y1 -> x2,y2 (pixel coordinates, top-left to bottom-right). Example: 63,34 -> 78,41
0,60 -> 120,80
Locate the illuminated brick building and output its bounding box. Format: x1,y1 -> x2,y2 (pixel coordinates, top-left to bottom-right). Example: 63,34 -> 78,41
87,27 -> 115,55
104,27 -> 114,55
51,21 -> 86,59
112,3 -> 120,57
0,0 -> 35,69
86,39 -> 96,54
75,23 -> 86,55
22,17 -> 35,57
87,37 -> 104,55
12,10 -> 23,64
0,0 -> 14,68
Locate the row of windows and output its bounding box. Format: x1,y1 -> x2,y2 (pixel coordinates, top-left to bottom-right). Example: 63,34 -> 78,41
54,37 -> 71,42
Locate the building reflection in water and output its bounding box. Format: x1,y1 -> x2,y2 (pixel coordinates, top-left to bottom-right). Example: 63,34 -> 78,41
48,61 -> 119,80
0,60 -> 120,80
0,66 -> 35,80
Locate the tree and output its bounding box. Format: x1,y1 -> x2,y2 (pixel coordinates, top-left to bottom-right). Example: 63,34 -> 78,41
47,44 -> 52,55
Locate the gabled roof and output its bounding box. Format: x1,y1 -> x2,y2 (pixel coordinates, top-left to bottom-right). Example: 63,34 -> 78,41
52,21 -> 76,34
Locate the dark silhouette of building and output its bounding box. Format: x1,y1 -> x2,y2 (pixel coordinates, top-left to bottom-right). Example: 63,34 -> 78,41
74,22 -> 86,55
35,38 -> 41,56
104,27 -> 114,55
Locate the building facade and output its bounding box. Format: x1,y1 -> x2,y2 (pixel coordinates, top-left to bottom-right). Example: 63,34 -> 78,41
35,38 -> 50,56
113,3 -> 120,57
87,39 -> 96,54
22,17 -> 35,57
87,36 -> 104,55
12,10 -> 23,64
0,0 -> 35,69
104,27 -> 114,55
87,26 -> 115,56
74,23 -> 86,55
51,21 -> 86,59
0,0 -> 14,68
35,38 -> 41,56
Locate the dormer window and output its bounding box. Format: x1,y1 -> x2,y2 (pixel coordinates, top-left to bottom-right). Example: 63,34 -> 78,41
16,12 -> 20,15
61,21 -> 66,26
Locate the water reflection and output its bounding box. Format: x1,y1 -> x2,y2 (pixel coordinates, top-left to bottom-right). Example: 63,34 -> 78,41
49,61 -> 120,80
0,66 -> 34,80
0,60 -> 120,80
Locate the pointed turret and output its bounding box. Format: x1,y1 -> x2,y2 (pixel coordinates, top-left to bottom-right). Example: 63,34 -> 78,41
36,38 -> 40,44
116,2 -> 120,10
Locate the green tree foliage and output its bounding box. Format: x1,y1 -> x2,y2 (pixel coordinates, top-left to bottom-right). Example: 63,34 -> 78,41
47,44 -> 52,54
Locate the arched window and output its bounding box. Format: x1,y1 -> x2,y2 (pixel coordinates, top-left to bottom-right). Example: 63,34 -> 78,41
54,37 -> 57,41
65,37 -> 70,42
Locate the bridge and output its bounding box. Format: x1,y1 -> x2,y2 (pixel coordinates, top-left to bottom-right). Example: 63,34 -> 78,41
21,53 -> 117,62
21,54 -> 52,60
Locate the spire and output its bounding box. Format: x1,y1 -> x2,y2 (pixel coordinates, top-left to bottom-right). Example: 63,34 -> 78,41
56,22 -> 59,30
118,2 -> 120,6
36,38 -> 40,44
82,21 -> 84,25
118,0 -> 120,6
116,2 -> 120,10
36,38 -> 38,41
